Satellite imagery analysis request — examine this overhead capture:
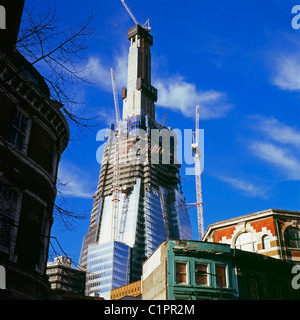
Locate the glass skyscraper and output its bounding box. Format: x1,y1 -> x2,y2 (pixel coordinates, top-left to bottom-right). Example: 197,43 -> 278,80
79,24 -> 193,299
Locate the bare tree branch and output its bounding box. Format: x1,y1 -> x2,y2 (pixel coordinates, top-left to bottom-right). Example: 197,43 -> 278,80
9,6 -> 101,231
17,7 -> 101,131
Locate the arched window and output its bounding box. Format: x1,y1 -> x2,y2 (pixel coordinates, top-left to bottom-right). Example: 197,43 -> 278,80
284,227 -> 300,249
262,235 -> 271,250
235,232 -> 254,252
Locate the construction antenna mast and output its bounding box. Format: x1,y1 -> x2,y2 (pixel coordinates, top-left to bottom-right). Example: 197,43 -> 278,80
192,105 -> 204,240
110,67 -> 121,241
110,67 -> 121,128
121,0 -> 151,31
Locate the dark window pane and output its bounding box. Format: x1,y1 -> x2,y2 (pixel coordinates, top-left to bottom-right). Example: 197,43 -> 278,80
216,265 -> 227,287
0,219 -> 10,248
285,228 -> 300,249
195,263 -> 208,285
175,262 -> 187,284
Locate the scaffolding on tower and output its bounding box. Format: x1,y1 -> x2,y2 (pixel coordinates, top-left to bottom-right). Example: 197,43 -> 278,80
159,186 -> 170,239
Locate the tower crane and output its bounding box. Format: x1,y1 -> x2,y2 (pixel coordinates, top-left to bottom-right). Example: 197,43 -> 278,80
121,0 -> 151,31
192,105 -> 204,240
110,67 -> 121,241
162,112 -> 167,127
110,67 -> 121,128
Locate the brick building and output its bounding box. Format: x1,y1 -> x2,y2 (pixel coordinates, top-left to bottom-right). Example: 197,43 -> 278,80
0,0 -> 69,299
202,208 -> 300,264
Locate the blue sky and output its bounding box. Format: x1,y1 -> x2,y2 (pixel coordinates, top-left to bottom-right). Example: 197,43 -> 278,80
21,0 -> 300,264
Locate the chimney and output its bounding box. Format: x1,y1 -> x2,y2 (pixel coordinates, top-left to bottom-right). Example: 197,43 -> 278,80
0,0 -> 25,51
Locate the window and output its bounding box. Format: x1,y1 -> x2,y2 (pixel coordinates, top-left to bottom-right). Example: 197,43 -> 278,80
52,147 -> 58,176
247,278 -> 259,300
0,185 -> 19,251
262,235 -> 271,250
175,262 -> 187,284
0,218 -> 10,248
0,184 -> 18,218
195,263 -> 208,286
9,109 -> 28,151
284,227 -> 300,249
235,232 -> 254,252
215,265 -> 227,287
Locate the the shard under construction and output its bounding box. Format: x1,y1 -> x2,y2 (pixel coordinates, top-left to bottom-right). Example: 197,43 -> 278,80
79,20 -> 193,298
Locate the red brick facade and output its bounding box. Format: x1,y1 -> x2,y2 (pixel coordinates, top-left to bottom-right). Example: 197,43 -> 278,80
213,227 -> 236,242
203,209 -> 300,264
250,217 -> 276,235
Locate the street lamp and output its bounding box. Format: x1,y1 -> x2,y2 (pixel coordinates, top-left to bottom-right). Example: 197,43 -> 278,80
194,269 -> 223,300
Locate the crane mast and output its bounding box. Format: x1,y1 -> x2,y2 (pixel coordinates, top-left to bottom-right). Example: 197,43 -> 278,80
192,105 -> 204,240
162,112 -> 167,127
110,67 -> 121,241
110,67 -> 121,127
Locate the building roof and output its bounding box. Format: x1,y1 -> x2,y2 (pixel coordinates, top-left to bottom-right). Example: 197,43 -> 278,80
202,208 -> 300,240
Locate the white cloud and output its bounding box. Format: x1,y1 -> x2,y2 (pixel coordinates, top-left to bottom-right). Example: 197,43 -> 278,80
155,77 -> 233,119
84,52 -> 233,120
85,56 -> 112,92
246,116 -> 300,180
248,141 -> 300,181
57,161 -> 95,199
115,49 -> 129,88
250,115 -> 300,149
272,55 -> 300,91
218,175 -> 268,199
84,49 -> 128,94
218,117 -> 300,197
